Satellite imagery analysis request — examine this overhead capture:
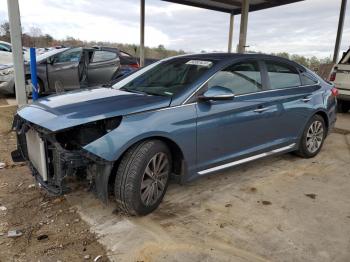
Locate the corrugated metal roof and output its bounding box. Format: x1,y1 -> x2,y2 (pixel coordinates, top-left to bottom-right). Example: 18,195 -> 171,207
162,0 -> 304,14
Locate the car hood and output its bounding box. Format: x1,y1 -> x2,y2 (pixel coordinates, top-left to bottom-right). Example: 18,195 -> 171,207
18,87 -> 171,132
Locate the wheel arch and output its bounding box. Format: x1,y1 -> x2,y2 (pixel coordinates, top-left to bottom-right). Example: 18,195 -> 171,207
107,135 -> 186,197
25,74 -> 44,93
314,110 -> 329,133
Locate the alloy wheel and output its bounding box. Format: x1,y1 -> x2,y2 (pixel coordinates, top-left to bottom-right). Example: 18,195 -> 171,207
306,120 -> 324,153
140,152 -> 169,206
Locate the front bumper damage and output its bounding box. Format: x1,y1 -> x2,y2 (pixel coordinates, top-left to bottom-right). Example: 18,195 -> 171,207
11,115 -> 113,203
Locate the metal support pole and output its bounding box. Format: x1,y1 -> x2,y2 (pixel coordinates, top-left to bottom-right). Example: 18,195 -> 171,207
140,0 -> 145,67
29,48 -> 38,101
7,0 -> 27,106
228,13 -> 234,53
237,0 -> 250,53
333,0 -> 347,63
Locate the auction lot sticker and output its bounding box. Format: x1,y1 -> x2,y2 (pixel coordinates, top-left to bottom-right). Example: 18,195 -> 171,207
186,60 -> 213,68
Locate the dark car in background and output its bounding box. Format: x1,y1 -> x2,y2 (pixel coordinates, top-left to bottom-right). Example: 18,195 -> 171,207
96,46 -> 139,81
12,53 -> 337,216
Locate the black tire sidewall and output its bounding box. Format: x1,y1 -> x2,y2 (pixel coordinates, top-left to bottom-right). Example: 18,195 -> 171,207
116,140 -> 172,216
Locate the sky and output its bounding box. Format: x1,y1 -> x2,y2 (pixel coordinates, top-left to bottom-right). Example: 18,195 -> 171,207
0,0 -> 349,58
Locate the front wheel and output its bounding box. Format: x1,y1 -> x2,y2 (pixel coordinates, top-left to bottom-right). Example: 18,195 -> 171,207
114,140 -> 171,216
295,115 -> 326,158
25,77 -> 43,96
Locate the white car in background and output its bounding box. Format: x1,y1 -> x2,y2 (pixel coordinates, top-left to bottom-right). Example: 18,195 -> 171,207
0,40 -> 12,53
330,48 -> 350,112
0,40 -> 30,65
0,50 -> 13,65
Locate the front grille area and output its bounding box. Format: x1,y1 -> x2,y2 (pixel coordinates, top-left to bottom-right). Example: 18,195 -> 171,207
12,115 -> 91,195
25,128 -> 48,181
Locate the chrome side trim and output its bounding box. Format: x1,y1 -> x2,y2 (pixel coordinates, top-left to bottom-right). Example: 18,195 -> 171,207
154,102 -> 197,112
198,143 -> 296,175
124,102 -> 198,117
182,77 -> 320,105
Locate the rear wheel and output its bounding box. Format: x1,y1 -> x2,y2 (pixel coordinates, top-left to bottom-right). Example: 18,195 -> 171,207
295,115 -> 326,158
114,140 -> 171,216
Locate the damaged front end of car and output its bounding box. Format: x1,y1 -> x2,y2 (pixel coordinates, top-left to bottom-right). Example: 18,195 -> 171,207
11,114 -> 122,203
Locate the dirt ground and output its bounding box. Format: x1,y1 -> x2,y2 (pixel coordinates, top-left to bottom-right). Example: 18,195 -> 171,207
1,103 -> 350,262
0,106 -> 108,262
67,131 -> 350,262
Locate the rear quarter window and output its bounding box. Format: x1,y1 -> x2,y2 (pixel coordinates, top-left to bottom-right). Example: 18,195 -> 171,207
266,61 -> 301,89
120,51 -> 132,57
300,73 -> 318,86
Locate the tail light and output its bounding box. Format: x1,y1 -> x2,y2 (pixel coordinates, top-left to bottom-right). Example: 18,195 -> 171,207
129,63 -> 140,69
331,87 -> 339,97
329,71 -> 336,82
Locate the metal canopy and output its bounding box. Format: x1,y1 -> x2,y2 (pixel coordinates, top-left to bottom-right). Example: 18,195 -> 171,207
162,0 -> 303,14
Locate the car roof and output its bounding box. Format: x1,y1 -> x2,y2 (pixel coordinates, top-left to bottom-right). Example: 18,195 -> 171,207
173,52 -> 305,70
176,52 -> 285,61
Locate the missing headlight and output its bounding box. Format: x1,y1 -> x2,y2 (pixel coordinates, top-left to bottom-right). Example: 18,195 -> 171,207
55,116 -> 122,150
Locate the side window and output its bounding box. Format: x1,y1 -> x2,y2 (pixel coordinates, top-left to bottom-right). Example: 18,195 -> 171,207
300,73 -> 318,86
92,51 -> 117,63
55,48 -> 82,63
266,61 -> 301,89
120,51 -> 132,57
207,61 -> 262,95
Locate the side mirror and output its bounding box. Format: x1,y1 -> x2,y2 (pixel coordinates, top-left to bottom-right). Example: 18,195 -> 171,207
198,86 -> 235,101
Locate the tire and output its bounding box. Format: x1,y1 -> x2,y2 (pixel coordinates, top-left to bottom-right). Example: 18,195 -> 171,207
25,76 -> 43,96
337,101 -> 350,113
295,114 -> 326,158
114,140 -> 172,216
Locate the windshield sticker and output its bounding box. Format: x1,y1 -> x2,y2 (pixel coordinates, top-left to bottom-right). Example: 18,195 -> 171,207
186,60 -> 213,68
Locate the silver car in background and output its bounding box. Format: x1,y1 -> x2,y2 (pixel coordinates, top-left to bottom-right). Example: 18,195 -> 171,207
0,46 -> 121,95
0,64 -> 14,94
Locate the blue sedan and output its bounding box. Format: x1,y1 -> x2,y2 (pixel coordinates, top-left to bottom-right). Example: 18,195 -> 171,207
12,53 -> 337,215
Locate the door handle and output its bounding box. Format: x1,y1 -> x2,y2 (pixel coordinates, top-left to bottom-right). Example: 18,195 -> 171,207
301,97 -> 312,103
253,107 -> 269,113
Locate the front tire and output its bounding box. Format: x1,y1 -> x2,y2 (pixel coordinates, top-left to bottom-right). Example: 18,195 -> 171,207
114,140 -> 171,216
296,115 -> 326,158
25,77 -> 43,96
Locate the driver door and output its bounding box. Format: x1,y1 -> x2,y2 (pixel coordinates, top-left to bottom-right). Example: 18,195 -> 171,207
47,47 -> 82,91
195,60 -> 284,173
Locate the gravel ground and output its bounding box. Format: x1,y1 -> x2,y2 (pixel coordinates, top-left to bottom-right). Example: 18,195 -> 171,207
0,107 -> 109,262
1,103 -> 349,262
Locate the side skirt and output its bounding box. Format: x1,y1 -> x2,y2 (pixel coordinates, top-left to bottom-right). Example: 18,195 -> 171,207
198,143 -> 296,175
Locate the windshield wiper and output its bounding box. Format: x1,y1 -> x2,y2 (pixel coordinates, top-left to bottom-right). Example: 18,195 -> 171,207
120,87 -> 147,95
120,87 -> 166,97
143,91 -> 166,97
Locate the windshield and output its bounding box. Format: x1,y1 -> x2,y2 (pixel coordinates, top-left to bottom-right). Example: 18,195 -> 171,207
36,48 -> 69,62
112,58 -> 215,96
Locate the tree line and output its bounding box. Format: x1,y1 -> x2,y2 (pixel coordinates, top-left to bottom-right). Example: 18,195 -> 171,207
0,21 -> 332,67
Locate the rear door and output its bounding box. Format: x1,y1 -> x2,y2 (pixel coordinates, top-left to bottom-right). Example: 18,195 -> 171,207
196,59 -> 287,173
47,47 -> 82,91
262,59 -> 321,142
87,50 -> 120,86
